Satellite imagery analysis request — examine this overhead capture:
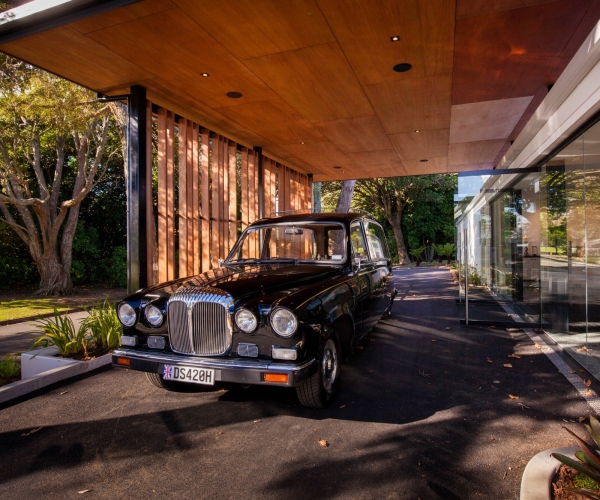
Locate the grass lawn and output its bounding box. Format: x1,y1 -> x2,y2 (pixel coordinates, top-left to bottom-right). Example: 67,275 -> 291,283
0,299 -> 72,322
0,287 -> 125,322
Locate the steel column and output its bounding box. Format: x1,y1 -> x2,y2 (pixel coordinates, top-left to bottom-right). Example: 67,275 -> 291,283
127,85 -> 149,293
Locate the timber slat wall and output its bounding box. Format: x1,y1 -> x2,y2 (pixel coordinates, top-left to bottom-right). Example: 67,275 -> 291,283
149,101 -> 312,284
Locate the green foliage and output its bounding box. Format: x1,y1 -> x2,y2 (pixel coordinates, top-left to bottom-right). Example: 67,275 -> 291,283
30,303 -> 121,357
31,309 -> 90,357
468,266 -> 482,286
0,354 -> 20,379
0,222 -> 38,287
552,417 -> 600,499
82,300 -> 121,351
574,474 -> 600,491
409,246 -> 425,261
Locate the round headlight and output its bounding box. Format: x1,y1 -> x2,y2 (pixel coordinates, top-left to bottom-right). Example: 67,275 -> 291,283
145,304 -> 164,327
235,308 -> 257,333
118,302 -> 136,327
270,308 -> 298,337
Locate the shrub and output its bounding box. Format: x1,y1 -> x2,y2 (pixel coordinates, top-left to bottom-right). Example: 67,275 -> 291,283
30,309 -> 90,357
0,354 -> 20,379
82,300 -> 121,351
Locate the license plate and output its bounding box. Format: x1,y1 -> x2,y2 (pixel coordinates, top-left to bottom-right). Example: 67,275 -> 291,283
162,365 -> 215,385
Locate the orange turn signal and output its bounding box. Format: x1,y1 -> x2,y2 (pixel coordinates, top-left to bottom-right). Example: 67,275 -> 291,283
263,373 -> 288,383
115,357 -> 130,366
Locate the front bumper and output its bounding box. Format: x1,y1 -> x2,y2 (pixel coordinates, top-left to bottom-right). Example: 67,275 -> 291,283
112,348 -> 318,387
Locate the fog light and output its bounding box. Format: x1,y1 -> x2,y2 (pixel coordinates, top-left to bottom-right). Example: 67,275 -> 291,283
120,335 -> 138,346
263,373 -> 289,383
238,343 -> 258,358
271,346 -> 297,360
115,357 -> 130,366
147,336 -> 165,349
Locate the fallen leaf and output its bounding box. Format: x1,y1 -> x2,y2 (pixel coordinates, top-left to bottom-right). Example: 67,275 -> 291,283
509,394 -> 520,400
78,490 -> 91,495
563,419 -> 569,423
570,371 -> 576,374
534,344 -> 542,349
357,346 -> 364,350
508,354 -> 521,359
313,429 -> 317,432
253,420 -> 261,423
580,369 -> 585,373
340,405 -> 346,409
487,358 -> 493,363
60,391 -> 68,395
493,380 -> 501,384
585,388 -> 594,397
585,380 -> 592,387
318,439 -> 329,447
503,364 -> 513,368
490,326 -> 495,329
431,339 -> 437,342
218,431 -> 224,435
21,427 -> 42,437
506,328 -> 520,332
577,346 -> 589,352
579,417 -> 586,422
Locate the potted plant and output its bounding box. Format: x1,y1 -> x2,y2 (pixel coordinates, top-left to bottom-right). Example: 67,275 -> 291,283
21,301 -> 120,379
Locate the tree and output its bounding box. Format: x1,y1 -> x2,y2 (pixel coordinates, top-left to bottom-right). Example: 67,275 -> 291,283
335,180 -> 356,213
354,175 -> 456,264
0,55 -> 116,295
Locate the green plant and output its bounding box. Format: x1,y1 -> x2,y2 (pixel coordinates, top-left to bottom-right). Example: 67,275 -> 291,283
30,309 -> 90,357
552,416 -> 600,499
0,354 -> 20,379
409,246 -> 425,265
468,266 -> 482,286
82,300 -> 121,351
441,243 -> 456,264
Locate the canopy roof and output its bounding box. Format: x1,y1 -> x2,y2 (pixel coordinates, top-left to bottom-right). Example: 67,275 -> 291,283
1,0 -> 597,181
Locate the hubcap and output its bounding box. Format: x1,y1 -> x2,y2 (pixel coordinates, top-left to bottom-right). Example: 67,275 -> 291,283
321,338 -> 338,392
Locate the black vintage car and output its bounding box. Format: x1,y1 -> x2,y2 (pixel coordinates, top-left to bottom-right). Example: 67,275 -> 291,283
112,212 -> 396,407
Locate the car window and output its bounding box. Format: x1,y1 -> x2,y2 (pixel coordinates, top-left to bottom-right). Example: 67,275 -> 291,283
227,223 -> 347,263
365,221 -> 390,260
350,221 -> 369,262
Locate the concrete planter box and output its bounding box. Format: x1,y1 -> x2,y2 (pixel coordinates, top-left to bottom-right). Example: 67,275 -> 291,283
520,447 -> 578,500
0,348 -> 112,405
21,347 -> 112,379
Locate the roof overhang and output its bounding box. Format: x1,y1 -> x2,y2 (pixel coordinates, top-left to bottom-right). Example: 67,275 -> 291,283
1,0 -> 597,181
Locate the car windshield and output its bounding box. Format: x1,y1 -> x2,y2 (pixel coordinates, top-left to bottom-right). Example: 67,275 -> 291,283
227,223 -> 347,264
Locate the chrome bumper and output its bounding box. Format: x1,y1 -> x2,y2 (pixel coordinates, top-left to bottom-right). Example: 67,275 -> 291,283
112,348 -> 318,387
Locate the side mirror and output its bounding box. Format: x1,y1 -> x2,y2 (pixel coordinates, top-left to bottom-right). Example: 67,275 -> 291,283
218,259 -> 224,268
354,257 -> 361,271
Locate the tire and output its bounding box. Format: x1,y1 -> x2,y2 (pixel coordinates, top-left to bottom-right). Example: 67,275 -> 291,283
145,372 -> 215,392
296,334 -> 340,408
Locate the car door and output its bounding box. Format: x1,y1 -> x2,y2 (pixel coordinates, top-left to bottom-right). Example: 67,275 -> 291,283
364,220 -> 394,320
349,220 -> 373,338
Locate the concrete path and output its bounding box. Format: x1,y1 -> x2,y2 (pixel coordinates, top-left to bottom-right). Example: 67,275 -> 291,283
0,311 -> 88,357
0,268 -> 592,499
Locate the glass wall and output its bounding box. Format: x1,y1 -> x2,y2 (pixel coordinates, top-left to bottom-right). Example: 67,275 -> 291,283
456,117 -> 600,377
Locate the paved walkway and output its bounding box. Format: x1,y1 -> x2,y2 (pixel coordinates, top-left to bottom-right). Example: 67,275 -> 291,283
0,311 -> 88,356
0,268 -> 592,499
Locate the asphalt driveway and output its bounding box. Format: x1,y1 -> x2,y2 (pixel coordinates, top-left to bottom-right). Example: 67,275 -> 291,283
0,268 -> 592,499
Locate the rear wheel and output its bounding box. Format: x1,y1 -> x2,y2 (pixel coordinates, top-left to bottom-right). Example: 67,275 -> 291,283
296,334 -> 340,408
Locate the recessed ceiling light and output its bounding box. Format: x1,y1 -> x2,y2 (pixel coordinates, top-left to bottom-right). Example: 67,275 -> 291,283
415,130 -> 420,133
333,166 -> 341,169
300,141 -> 305,144
420,159 -> 428,162
226,91 -> 243,98
393,63 -> 412,73
201,73 -> 210,77
390,35 -> 400,42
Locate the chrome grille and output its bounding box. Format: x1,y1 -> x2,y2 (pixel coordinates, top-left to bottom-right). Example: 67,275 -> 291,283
167,287 -> 234,356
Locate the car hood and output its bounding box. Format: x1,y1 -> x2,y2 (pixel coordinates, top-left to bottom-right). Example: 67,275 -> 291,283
125,264 -> 344,303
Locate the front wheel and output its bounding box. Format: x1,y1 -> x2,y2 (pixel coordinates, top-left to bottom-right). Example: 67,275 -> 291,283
296,335 -> 340,408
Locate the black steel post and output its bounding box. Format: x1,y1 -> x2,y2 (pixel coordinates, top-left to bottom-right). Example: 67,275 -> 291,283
127,85 -> 148,294
255,146 -> 264,219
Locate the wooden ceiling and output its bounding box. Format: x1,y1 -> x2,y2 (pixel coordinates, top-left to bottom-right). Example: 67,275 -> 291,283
2,0 -> 599,181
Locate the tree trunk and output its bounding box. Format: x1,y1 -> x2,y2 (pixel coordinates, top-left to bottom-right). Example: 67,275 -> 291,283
35,251 -> 73,295
313,182 -> 322,213
388,214 -> 410,265
335,180 -> 356,213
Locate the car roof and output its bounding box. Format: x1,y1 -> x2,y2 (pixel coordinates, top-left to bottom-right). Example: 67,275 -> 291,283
248,212 -> 374,227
